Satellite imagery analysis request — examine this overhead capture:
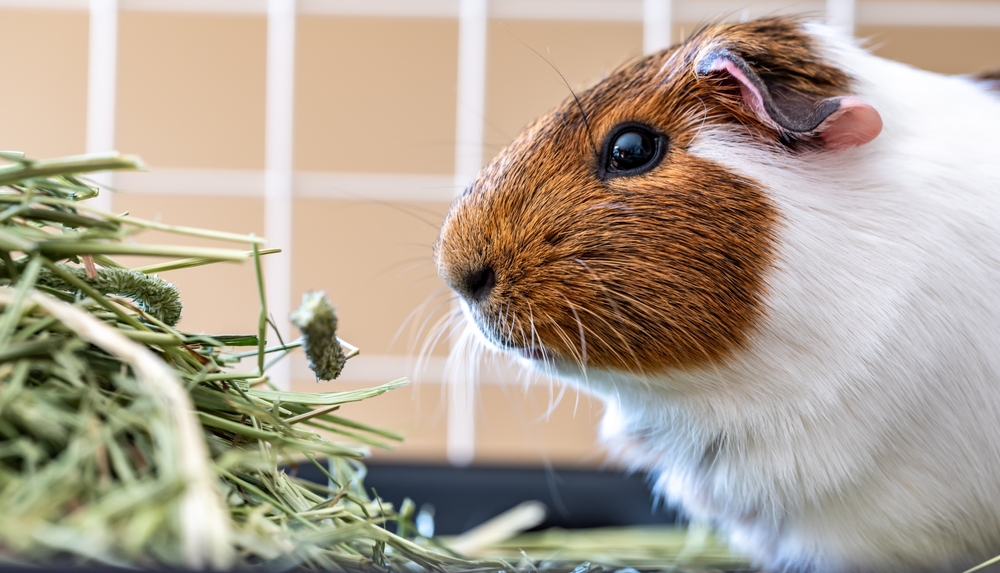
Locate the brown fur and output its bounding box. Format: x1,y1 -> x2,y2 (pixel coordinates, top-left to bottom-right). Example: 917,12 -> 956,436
436,18 -> 856,374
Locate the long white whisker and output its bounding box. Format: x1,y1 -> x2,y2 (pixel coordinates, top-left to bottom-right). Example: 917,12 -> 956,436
416,306 -> 466,380
395,288 -> 457,355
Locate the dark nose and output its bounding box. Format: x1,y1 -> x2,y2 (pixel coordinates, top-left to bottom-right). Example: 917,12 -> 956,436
461,265 -> 496,301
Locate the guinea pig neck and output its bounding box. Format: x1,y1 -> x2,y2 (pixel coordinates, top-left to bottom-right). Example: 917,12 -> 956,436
583,22 -> 1000,571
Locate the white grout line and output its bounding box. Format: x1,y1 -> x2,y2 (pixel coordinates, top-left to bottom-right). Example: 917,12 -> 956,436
236,353 -> 435,386
85,0 -> 118,213
114,168 -> 266,197
0,0 -> 87,8
643,0 -> 673,55
289,351 -> 531,388
453,0 -> 488,195
491,0 -> 642,21
120,0 -> 267,12
264,0 -> 296,391
671,1 -> 826,22
292,353 -> 447,384
4,0 -> 1000,27
445,337 -> 478,466
111,168 -> 458,202
289,349 -> 496,385
288,352 -> 522,386
295,171 -> 459,202
827,0 -> 855,35
299,0 -> 459,18
447,0 -> 489,467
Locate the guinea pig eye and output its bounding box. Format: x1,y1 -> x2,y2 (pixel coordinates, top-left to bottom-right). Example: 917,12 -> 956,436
600,124 -> 667,179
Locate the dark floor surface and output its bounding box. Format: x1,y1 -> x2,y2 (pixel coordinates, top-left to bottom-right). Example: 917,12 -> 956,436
293,462 -> 680,535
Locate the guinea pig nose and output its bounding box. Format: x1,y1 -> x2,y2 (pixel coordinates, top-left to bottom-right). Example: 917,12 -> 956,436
462,265 -> 496,301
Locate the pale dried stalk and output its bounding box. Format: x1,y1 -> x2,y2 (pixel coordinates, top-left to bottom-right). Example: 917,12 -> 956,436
446,501 -> 547,557
0,289 -> 233,570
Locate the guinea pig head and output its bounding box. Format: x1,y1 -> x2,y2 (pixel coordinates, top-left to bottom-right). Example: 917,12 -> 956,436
435,18 -> 882,378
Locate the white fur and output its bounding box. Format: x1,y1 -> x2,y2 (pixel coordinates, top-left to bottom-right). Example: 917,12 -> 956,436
524,24 -> 1000,572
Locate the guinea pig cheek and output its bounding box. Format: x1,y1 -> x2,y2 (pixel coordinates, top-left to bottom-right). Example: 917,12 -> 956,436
560,154 -> 780,376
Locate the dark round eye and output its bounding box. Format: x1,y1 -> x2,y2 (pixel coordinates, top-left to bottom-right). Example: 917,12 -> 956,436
601,124 -> 666,178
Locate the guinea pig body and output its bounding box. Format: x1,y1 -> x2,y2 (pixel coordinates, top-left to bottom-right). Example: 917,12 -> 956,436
435,18 -> 1000,572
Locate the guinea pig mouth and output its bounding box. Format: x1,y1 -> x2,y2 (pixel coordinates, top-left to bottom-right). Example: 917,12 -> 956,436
459,301 -> 552,363
476,327 -> 548,361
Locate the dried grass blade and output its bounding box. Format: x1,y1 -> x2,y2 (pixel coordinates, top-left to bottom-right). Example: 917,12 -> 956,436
7,289 -> 233,570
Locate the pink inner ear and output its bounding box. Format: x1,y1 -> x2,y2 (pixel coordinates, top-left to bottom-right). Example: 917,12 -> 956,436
818,96 -> 883,149
707,58 -> 768,119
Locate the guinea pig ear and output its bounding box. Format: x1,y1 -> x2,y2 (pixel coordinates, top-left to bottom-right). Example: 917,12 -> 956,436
695,48 -> 882,149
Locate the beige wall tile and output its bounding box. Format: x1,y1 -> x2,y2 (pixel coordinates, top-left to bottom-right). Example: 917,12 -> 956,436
111,193 -> 265,336
292,198 -> 452,358
116,11 -> 267,169
858,26 -> 1000,74
475,381 -> 606,466
484,19 -> 642,161
0,9 -> 88,159
291,379 -> 449,463
295,16 -> 459,175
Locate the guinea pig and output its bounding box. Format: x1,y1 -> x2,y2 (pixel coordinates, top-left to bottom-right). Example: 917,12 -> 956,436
434,16 -> 1000,573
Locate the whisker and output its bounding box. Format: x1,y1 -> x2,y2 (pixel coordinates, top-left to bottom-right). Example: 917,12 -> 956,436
498,21 -> 597,154
571,304 -> 653,383
566,300 -> 588,368
395,288 -> 458,355
354,196 -> 444,230
414,297 -> 462,360
416,306 -> 467,379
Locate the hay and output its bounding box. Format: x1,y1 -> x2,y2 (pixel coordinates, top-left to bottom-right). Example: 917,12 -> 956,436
450,522 -> 750,571
0,151 -> 504,571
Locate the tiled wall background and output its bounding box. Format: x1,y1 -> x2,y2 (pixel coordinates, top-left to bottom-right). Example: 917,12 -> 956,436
1,0 -> 997,466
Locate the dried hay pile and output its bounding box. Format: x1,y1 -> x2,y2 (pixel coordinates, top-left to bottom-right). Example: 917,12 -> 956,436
0,152 -> 504,571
